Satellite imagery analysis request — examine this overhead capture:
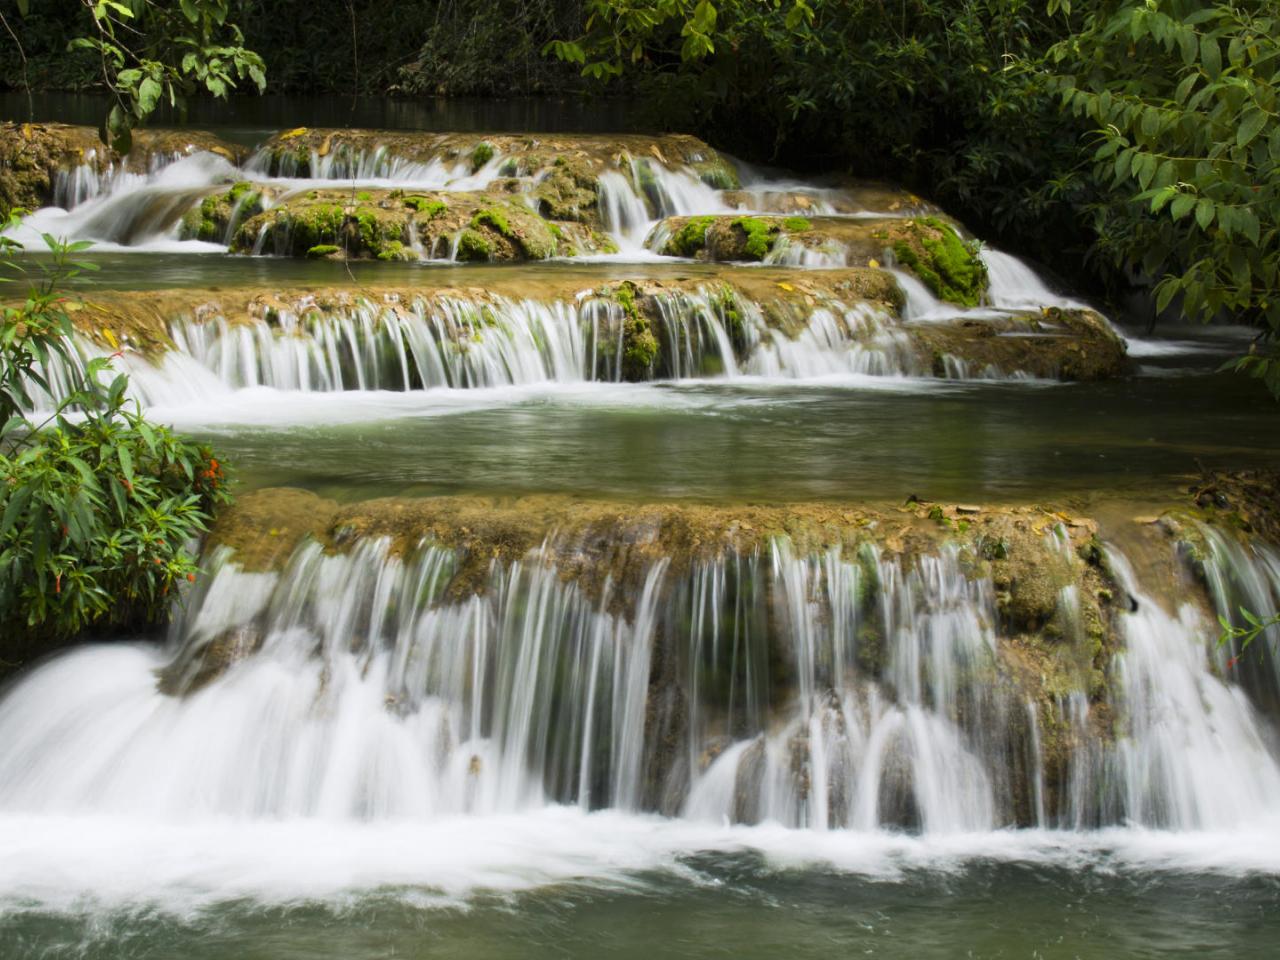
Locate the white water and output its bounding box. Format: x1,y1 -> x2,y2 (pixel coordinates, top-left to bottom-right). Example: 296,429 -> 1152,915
1,532 -> 1279,911
12,152 -> 243,252
981,248 -> 1086,311
31,286 -> 994,414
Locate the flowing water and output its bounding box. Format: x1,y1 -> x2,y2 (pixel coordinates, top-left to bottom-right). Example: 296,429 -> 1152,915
3,101 -> 1279,957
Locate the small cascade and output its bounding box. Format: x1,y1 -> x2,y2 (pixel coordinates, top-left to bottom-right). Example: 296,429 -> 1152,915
629,157 -> 725,219
1098,550 -> 1280,828
23,338 -> 228,415
742,301 -> 921,379
165,293 -> 744,391
50,149 -> 213,210
679,541 -> 1002,831
981,248 -> 1085,311
762,236 -> 851,268
597,171 -> 654,250
1196,525 -> 1280,701
26,283 -> 1061,412
0,541 -> 665,817
14,152 -> 241,249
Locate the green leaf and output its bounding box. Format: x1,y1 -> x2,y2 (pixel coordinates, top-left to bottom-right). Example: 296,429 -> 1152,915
1200,34 -> 1221,80
1170,193 -> 1196,221
138,77 -> 162,117
1237,110 -> 1266,149
1195,198 -> 1215,231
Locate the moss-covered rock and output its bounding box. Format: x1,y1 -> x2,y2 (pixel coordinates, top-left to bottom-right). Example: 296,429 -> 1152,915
179,181 -> 269,244
612,281 -> 660,380
534,156 -> 599,222
230,187 -> 596,261
890,216 -> 987,307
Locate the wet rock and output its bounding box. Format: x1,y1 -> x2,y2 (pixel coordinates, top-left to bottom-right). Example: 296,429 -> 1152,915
229,187 -> 606,261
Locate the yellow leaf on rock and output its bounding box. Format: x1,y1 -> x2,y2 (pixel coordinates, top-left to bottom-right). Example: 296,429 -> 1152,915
868,258 -> 881,269
279,127 -> 308,140
102,329 -> 118,349
777,282 -> 795,292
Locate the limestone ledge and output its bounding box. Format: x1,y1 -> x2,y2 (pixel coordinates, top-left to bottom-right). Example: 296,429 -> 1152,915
56,270 -> 1126,382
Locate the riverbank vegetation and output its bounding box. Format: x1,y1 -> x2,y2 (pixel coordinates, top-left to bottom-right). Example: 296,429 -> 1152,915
0,221 -> 229,650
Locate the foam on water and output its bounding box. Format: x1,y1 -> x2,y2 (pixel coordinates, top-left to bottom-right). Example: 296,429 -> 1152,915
2,808 -> 1280,915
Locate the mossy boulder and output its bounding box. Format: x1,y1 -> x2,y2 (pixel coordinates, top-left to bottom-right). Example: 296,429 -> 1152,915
179,181 -> 269,244
230,188 -> 601,261
889,216 -> 987,306
606,281 -> 660,380
650,215 -> 897,266
534,156 -> 599,222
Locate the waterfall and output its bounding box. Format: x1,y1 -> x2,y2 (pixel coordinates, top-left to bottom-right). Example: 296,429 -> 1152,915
1100,549 -> 1280,828
981,248 -> 1086,311
4,526 -> 1274,833
12,152 -> 242,250
28,283 -> 1058,414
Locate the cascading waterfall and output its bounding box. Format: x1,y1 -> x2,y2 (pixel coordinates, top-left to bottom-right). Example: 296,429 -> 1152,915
76,288 -> 969,404
3,529 -> 1275,833
14,152 -> 243,249
246,143 -> 478,188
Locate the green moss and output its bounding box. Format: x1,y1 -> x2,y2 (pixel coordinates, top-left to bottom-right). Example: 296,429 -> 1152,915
614,281 -> 659,379
470,207 -> 513,238
693,159 -> 740,190
782,216 -> 812,232
470,142 -> 495,172
662,216 -> 715,257
456,229 -> 492,262
893,217 -> 987,307
354,206 -> 390,254
591,231 -> 620,255
355,191 -> 373,202
732,216 -> 779,260
375,240 -> 411,261
284,204 -> 345,251
306,244 -> 341,258
227,181 -> 255,203
547,222 -> 564,240
404,196 -> 446,217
